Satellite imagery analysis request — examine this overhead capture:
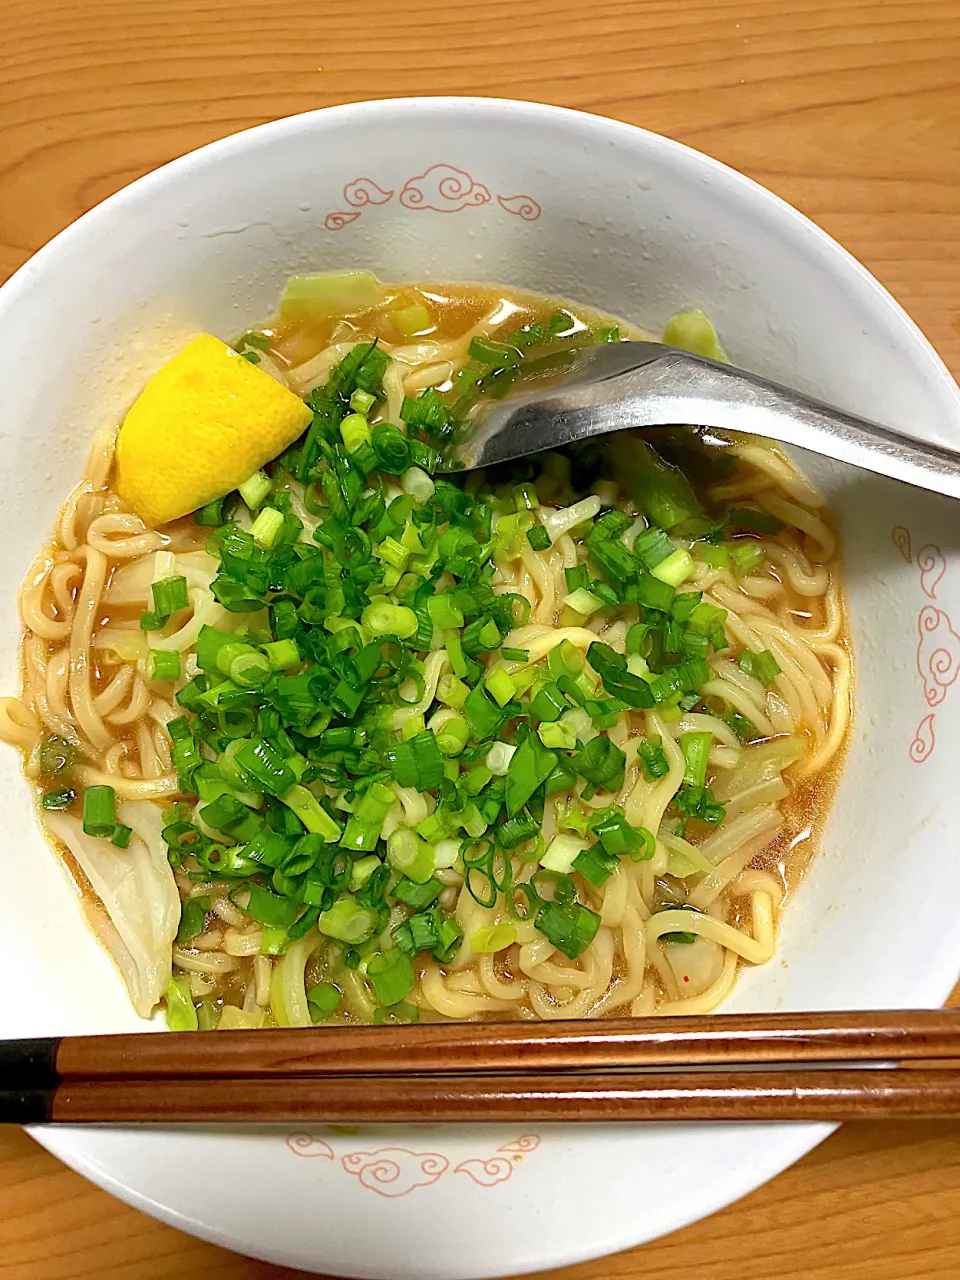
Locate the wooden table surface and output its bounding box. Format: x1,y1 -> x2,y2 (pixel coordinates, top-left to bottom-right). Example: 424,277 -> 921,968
2,0 -> 960,1276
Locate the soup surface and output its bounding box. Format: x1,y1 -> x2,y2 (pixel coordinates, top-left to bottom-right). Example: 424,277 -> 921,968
0,278 -> 852,1028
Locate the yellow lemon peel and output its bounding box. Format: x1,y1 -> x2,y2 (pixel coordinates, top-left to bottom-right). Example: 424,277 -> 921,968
116,334 -> 311,526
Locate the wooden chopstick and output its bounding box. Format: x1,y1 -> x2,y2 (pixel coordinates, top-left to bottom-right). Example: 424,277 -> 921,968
5,1011 -> 960,1124
7,1066 -> 960,1125
3,1010 -> 959,1088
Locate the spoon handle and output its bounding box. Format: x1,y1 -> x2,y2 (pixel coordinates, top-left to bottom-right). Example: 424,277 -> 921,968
634,352 -> 960,500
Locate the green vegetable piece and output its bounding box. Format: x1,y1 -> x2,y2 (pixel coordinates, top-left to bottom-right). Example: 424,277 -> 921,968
662,309 -> 728,362
164,976 -> 198,1032
280,270 -> 384,322
367,949 -> 416,1006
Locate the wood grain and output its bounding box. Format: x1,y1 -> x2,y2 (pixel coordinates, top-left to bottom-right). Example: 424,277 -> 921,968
41,1010 -> 960,1080
1,0 -> 959,1275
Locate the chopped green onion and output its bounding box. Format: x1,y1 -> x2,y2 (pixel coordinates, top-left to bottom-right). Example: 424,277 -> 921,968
392,877 -> 443,909
608,435 -> 704,531
41,786 -> 76,811
307,983 -> 341,1022
427,595 -> 464,629
238,469 -> 272,510
529,682 -> 567,722
362,602 -> 418,639
497,810 -> 538,849
536,900 -> 601,960
681,731 -> 712,788
500,647 -> 529,663
393,301 -> 432,337
149,649 -> 181,683
250,506 -> 285,548
217,642 -> 271,688
386,730 -> 445,790
540,833 -> 585,874
318,896 -> 379,944
195,497 -> 226,526
367,949 -> 416,1006
195,625 -> 235,673
547,640 -> 583,680
434,715 -> 469,757
152,575 -> 189,616
349,855 -> 382,892
485,741 -> 516,776
470,922 -> 518,953
739,648 -> 781,686
485,665 -> 515,708
731,542 -> 764,576
349,388 -> 377,414
462,616 -> 501,655
468,335 -> 523,367
387,827 -> 435,884
697,543 -> 731,569
538,720 -> 577,751
728,507 -> 784,535
437,672 -> 469,709
505,732 -> 558,815
464,684 -> 503,740
263,639 -> 300,671
339,412 -> 372,453
651,548 -> 694,587
590,807 -> 654,861
572,844 -> 619,886
371,423 -> 412,474
633,573 -> 676,613
572,735 -> 626,790
242,882 -> 302,930
675,785 -> 726,825
281,784 -> 342,840
526,524 -> 552,552
82,785 -> 117,838
585,642 -> 653,709
110,823 -> 132,849
176,897 -> 207,944
634,526 -> 675,570
563,587 -> 604,616
401,467 -> 436,502
638,736 -> 670,780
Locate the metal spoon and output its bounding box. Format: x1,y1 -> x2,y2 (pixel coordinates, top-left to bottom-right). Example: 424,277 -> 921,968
436,340 -> 960,498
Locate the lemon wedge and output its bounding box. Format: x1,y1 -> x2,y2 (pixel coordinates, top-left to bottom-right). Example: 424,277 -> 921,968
116,334 -> 312,527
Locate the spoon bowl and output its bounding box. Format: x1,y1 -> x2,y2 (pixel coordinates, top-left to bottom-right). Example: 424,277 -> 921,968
439,340 -> 960,500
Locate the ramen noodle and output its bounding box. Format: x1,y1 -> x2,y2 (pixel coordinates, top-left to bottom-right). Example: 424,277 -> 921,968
0,277 -> 851,1029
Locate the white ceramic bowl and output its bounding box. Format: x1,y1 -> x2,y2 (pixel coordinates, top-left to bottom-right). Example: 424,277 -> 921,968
1,98 -> 959,1279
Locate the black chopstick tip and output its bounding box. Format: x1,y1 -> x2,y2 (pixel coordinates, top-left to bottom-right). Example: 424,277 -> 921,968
0,1037 -> 61,1090
0,1089 -> 55,1125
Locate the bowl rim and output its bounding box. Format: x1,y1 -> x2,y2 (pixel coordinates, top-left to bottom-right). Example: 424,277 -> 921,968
5,95 -> 960,1277
2,96 -> 959,422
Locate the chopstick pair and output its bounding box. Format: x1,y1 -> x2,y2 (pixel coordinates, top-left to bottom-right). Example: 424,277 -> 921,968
4,1009 -> 960,1125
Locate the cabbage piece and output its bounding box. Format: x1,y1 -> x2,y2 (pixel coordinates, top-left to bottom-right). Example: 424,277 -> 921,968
46,801 -> 180,1017
105,550 -> 219,607
92,629 -> 149,664
660,831 -> 714,878
218,1006 -> 267,1030
711,735 -> 805,803
280,270 -> 384,322
662,309 -> 728,363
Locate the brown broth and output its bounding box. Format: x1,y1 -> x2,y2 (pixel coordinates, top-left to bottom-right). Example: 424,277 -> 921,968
28,281 -> 853,1024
